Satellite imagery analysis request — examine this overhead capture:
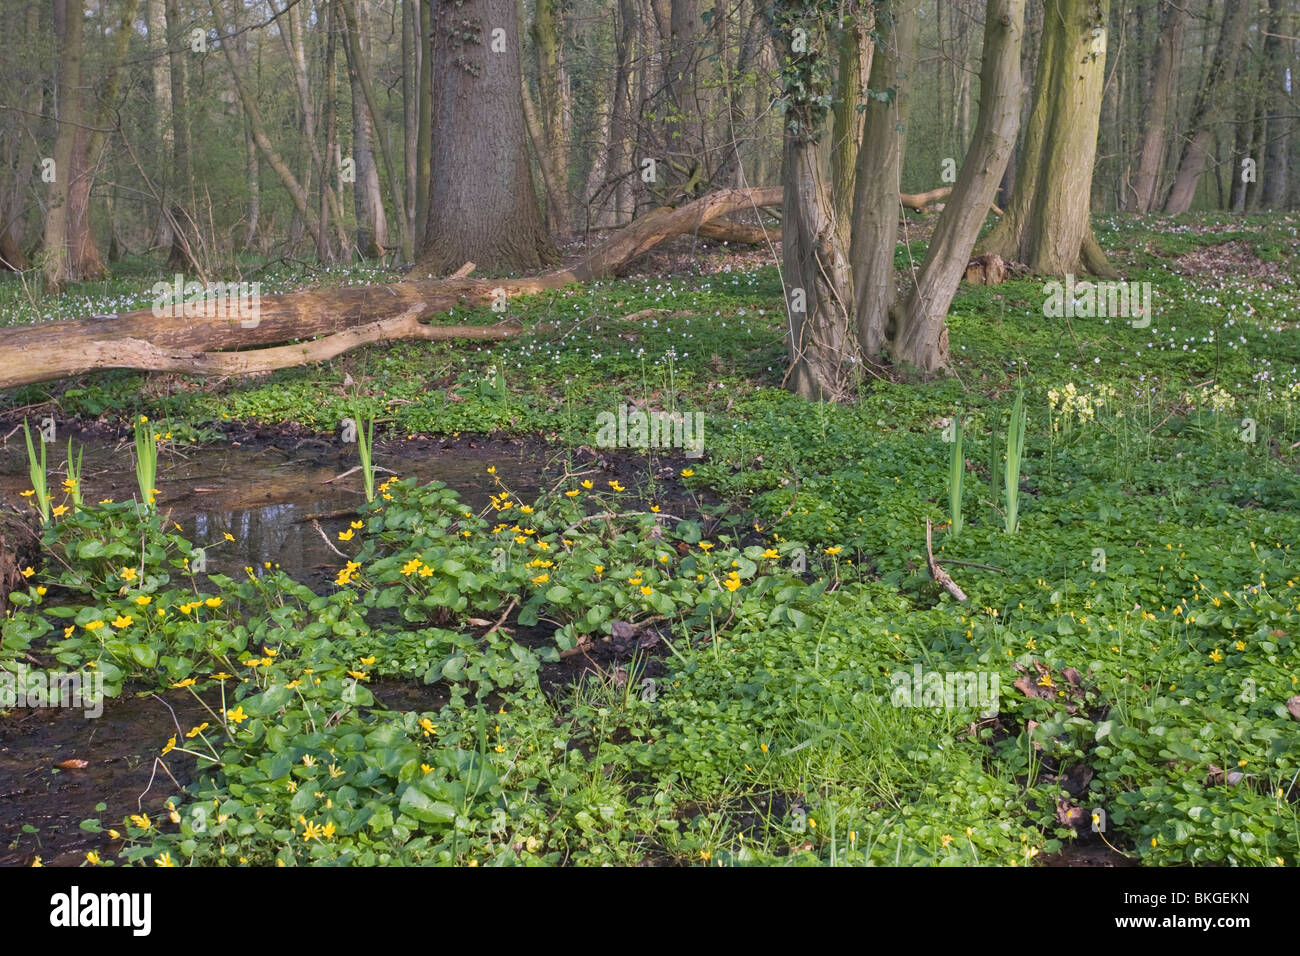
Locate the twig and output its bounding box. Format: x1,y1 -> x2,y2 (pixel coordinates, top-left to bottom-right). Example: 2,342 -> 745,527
311,519 -> 350,558
483,596 -> 519,637
926,517 -> 967,602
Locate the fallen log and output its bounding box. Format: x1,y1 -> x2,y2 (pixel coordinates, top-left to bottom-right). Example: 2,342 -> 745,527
1,184 -> 989,387
0,187 -> 780,389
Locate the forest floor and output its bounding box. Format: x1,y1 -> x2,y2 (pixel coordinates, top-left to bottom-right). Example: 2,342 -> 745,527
1,211 -> 1299,866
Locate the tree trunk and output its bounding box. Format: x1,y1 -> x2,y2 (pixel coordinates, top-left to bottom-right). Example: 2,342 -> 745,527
892,0 -> 1025,374
44,0 -> 88,291
980,0 -> 1115,278
1128,0 -> 1186,212
341,0 -> 397,259
531,0 -> 572,235
416,0 -> 554,274
210,0 -> 329,256
830,8 -> 872,255
850,0 -> 920,361
1261,0 -> 1290,208
415,0 -> 432,241
1163,0 -> 1251,214
165,0 -> 197,270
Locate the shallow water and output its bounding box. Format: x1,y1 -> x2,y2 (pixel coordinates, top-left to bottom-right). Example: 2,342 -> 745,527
0,435 -> 558,864
0,436 -> 549,587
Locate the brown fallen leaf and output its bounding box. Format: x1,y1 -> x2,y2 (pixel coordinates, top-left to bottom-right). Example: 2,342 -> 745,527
1287,696 -> 1300,721
55,759 -> 88,770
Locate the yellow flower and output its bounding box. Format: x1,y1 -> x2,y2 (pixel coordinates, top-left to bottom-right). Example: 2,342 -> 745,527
1209,649 -> 1224,662
825,546 -> 843,556
337,529 -> 355,541
161,735 -> 176,756
35,586 -> 46,596
172,678 -> 198,690
681,469 -> 694,477
581,479 -> 594,489
224,705 -> 247,725
185,722 -> 209,738
20,566 -> 35,579
593,564 -> 604,576
487,466 -> 496,475
19,489 -> 34,498
153,852 -> 175,867
608,480 -> 625,492
51,505 -> 69,517
762,548 -> 779,559
84,620 -> 105,631
302,820 -> 324,842
401,557 -> 422,576
31,856 -> 41,867
421,763 -> 434,773
724,579 -> 740,592
494,744 -> 505,754
350,520 -> 364,530
760,743 -> 768,753
565,489 -> 580,498
698,542 -> 713,552
205,597 -> 222,608
321,821 -> 337,839
135,595 -> 152,606
130,813 -> 152,831
532,573 -> 549,585
121,567 -> 137,581
347,670 -> 369,681
640,585 -> 653,596
1235,640 -> 1246,651
85,851 -> 100,865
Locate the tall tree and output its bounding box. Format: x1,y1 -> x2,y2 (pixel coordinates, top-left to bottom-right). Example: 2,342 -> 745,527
416,0 -> 554,274
1163,0 -> 1251,214
531,0 -> 572,234
850,0 -> 919,360
1260,0 -> 1291,208
980,0 -> 1116,277
44,0 -> 89,290
1127,0 -> 1187,212
768,2 -> 858,400
891,0 -> 1025,372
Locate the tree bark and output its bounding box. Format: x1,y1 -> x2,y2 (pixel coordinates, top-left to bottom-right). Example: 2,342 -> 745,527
417,0 -> 555,274
1261,0 -> 1290,208
531,0 -> 572,235
891,0 -> 1025,374
341,0 -> 399,259
1128,0 -> 1187,212
979,0 -> 1116,278
43,0 -> 88,291
850,0 -> 920,361
1163,0 -> 1251,214
830,6 -> 872,254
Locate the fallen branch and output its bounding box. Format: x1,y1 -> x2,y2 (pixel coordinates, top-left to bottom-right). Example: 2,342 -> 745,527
925,517 -> 968,602
1,187 -> 781,389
